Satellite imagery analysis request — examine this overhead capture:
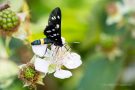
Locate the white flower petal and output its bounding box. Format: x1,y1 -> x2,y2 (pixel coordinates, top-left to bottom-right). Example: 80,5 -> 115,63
123,0 -> 135,12
12,27 -> 27,40
63,53 -> 82,69
61,37 -> 66,44
44,49 -> 53,57
106,14 -> 123,25
17,13 -> 27,22
32,44 -> 47,57
51,44 -> 57,51
34,57 -> 50,74
18,64 -> 26,69
54,70 -> 72,79
0,60 -> 18,88
29,55 -> 37,63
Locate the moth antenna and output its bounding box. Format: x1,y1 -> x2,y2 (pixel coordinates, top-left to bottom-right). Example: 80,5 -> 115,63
65,41 -> 81,44
72,42 -> 80,44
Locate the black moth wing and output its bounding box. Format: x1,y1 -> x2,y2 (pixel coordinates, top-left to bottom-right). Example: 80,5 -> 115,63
44,7 -> 63,46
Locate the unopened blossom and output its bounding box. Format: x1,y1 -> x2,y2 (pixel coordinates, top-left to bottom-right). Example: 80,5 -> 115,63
31,38 -> 82,79
106,2 -> 125,25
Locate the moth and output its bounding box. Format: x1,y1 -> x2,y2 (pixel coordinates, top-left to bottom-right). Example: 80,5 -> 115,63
31,7 -> 63,47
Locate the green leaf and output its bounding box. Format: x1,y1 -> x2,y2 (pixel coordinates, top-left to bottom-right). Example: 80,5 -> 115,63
78,53 -> 124,90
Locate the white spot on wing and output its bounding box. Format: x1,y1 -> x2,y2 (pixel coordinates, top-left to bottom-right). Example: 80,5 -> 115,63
50,35 -> 54,37
57,16 -> 60,19
52,29 -> 55,31
53,16 -> 56,19
53,34 -> 57,36
56,24 -> 59,29
46,30 -> 51,33
52,17 -> 54,20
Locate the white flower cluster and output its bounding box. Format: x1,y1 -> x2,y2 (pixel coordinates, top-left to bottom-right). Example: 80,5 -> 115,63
106,0 -> 135,25
31,38 -> 82,79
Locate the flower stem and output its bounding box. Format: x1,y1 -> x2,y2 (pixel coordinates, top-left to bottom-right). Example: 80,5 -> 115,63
0,37 -> 8,59
5,36 -> 11,56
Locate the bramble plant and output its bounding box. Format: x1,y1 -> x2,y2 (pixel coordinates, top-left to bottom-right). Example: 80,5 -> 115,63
6,2 -> 83,89
0,0 -> 135,90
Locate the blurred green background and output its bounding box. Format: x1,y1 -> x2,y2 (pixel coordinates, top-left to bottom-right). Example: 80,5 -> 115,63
0,0 -> 135,90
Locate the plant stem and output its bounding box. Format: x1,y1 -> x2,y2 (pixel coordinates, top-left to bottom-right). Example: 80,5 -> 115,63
0,37 -> 8,59
5,36 -> 11,56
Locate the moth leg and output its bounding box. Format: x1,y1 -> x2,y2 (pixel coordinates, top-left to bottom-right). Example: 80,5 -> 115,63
56,46 -> 60,55
63,44 -> 71,52
43,44 -> 51,57
51,44 -> 57,56
52,46 -> 60,56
